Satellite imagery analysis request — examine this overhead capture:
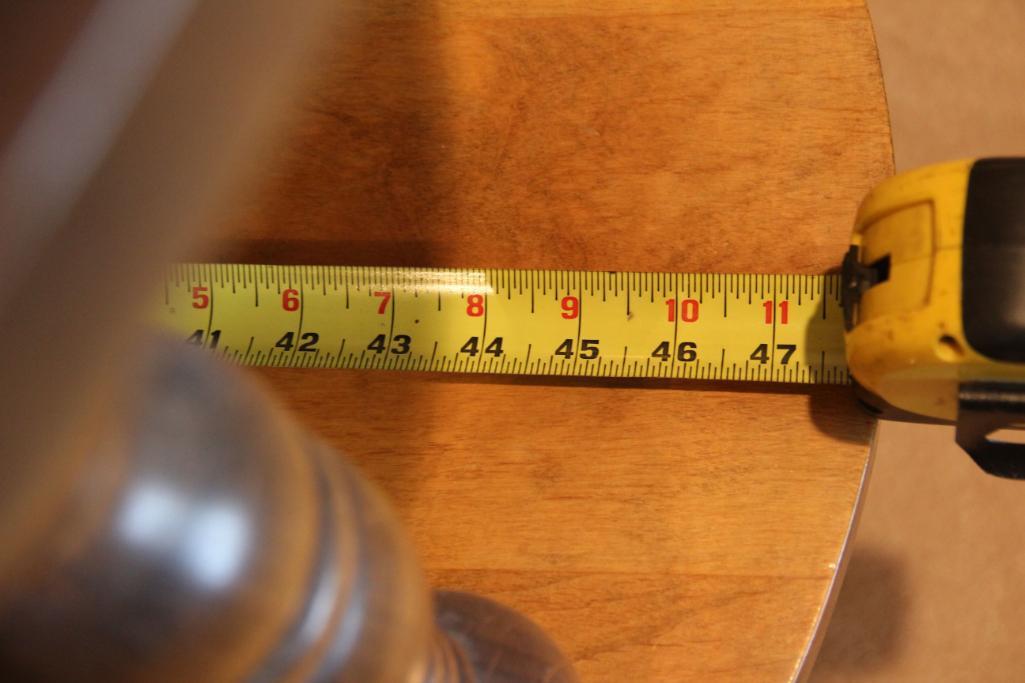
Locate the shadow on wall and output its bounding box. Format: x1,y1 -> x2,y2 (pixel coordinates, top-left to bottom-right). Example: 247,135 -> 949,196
812,546 -> 910,680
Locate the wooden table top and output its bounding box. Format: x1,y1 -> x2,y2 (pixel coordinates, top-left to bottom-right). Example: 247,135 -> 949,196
217,1 -> 892,679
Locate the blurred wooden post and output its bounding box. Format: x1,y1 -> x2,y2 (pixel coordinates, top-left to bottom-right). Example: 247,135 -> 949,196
0,2 -> 578,680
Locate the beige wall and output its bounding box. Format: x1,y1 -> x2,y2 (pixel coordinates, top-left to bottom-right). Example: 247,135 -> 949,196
812,2 -> 1025,681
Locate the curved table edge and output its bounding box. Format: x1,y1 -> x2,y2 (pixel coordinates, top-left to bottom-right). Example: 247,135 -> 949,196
791,422 -> 879,682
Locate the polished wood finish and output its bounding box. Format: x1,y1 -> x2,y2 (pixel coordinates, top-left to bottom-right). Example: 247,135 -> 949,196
215,1 -> 892,679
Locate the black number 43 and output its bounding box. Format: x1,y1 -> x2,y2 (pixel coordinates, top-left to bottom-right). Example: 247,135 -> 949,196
367,334 -> 411,355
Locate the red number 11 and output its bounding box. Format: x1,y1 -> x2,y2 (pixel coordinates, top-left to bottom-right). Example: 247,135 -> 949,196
763,300 -> 789,325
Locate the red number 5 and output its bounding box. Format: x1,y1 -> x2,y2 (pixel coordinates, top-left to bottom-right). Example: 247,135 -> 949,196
191,286 -> 209,309
282,288 -> 300,311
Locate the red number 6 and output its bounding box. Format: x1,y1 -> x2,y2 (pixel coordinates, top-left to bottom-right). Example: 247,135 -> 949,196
282,288 -> 300,311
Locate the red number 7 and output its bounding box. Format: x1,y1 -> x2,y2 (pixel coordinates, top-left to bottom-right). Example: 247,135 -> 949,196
373,291 -> 392,314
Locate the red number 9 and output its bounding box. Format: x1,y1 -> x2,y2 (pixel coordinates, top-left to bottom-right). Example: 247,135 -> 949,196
561,296 -> 579,319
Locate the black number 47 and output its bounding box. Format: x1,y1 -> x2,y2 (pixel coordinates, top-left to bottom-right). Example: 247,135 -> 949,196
750,343 -> 797,365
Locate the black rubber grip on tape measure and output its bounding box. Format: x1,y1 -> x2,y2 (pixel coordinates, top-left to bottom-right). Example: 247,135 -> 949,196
962,157 -> 1025,362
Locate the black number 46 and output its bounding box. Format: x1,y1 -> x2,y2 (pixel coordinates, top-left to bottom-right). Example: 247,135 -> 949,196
650,341 -> 698,362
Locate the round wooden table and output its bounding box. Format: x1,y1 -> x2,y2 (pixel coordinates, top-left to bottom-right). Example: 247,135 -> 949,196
218,1 -> 892,679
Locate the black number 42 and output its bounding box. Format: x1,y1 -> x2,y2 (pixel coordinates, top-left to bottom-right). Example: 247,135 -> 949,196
275,331 -> 319,352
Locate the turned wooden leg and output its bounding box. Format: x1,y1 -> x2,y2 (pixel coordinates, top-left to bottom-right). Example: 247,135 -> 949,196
0,343 -> 576,682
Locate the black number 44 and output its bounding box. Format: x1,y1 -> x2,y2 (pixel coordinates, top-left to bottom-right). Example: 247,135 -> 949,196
460,336 -> 504,357
750,343 -> 797,365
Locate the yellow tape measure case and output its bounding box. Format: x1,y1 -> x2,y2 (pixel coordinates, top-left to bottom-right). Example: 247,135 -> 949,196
842,157 -> 1025,477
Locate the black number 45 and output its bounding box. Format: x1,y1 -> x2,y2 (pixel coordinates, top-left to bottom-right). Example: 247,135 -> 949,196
554,338 -> 600,360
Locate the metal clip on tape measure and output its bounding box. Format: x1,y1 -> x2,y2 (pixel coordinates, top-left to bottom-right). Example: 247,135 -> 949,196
842,157 -> 1025,479
159,158 -> 1025,479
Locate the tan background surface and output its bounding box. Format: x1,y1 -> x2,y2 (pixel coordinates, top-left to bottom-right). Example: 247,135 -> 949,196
811,2 -> 1025,681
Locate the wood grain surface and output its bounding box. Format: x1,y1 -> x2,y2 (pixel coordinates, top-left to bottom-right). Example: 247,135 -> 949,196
212,1 -> 893,679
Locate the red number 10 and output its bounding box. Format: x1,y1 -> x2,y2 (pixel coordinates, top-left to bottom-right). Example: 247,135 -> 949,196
665,298 -> 699,323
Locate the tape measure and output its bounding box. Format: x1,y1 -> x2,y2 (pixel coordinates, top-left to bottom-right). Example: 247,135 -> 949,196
158,268 -> 848,384
156,157 -> 1025,479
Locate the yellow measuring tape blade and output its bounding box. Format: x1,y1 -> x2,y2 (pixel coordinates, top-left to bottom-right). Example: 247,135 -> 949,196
157,265 -> 849,384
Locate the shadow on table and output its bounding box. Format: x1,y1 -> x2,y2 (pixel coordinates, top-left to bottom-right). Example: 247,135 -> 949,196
434,373 -> 873,444
202,0 -> 457,505
810,545 -> 910,681
211,238 -> 446,268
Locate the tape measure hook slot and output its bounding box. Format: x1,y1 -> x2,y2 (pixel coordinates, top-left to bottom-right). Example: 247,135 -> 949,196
840,245 -> 890,331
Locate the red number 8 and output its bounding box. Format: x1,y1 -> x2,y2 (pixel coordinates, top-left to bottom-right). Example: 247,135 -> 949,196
466,294 -> 485,317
